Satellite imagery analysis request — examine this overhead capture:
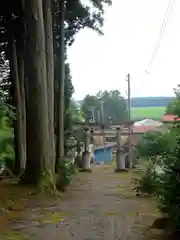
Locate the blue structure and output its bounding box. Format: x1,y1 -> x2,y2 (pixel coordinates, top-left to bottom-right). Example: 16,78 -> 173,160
94,143 -> 116,164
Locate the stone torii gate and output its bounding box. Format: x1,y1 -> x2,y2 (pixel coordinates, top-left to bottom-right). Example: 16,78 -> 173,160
73,121 -> 134,172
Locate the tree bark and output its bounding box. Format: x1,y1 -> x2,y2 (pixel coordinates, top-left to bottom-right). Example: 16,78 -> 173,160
56,0 -> 65,169
17,48 -> 26,171
22,0 -> 55,190
10,38 -> 24,175
15,0 -> 27,172
43,0 -> 55,173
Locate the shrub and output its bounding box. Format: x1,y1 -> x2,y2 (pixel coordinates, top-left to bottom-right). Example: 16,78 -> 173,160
133,160 -> 162,196
56,158 -> 76,191
156,166 -> 180,230
137,131 -> 162,159
155,135 -> 180,230
135,128 -> 180,231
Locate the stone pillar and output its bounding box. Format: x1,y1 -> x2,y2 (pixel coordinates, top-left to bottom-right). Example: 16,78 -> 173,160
128,125 -> 133,169
74,140 -> 82,168
132,146 -> 137,168
115,127 -> 127,172
128,148 -> 133,169
101,124 -> 106,164
90,128 -> 94,164
80,127 -> 92,172
84,127 -> 90,152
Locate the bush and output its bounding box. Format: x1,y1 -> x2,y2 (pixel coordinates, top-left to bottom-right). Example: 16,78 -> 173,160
155,135 -> 180,230
0,129 -> 15,175
133,160 -> 162,196
56,158 -> 76,191
135,128 -> 180,231
156,166 -> 180,230
137,131 -> 162,158
135,87 -> 180,232
137,131 -> 175,161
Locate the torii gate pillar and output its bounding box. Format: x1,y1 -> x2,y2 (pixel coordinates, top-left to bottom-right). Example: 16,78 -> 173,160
115,127 -> 128,172
80,127 -> 92,172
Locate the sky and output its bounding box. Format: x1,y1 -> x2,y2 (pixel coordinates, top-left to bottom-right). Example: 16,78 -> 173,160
67,0 -> 180,100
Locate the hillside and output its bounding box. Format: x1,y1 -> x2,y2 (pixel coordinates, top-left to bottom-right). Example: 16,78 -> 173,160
128,96 -> 174,107
77,96 -> 174,108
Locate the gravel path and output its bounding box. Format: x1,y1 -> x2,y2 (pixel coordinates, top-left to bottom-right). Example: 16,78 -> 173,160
2,165 -> 162,240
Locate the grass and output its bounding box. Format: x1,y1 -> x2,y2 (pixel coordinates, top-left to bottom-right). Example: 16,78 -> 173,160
131,106 -> 166,120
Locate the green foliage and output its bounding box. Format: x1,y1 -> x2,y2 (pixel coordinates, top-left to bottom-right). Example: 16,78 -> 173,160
0,90 -> 16,122
166,85 -> 180,117
166,99 -> 180,116
64,63 -> 75,141
133,161 -> 162,196
135,122 -> 180,230
0,91 -> 15,164
70,100 -> 84,122
56,158 -> 76,191
137,130 -> 176,160
137,131 -> 163,158
64,0 -> 112,46
81,90 -> 128,123
154,133 -> 180,230
81,95 -> 98,121
0,128 -> 14,165
156,167 -> 180,230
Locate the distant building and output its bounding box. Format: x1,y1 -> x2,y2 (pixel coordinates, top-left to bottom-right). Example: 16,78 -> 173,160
162,114 -> 180,122
130,118 -> 164,145
161,114 -> 180,132
94,143 -> 116,164
134,119 -> 163,127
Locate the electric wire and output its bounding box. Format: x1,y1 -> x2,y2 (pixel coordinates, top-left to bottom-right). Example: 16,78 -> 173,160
146,0 -> 175,72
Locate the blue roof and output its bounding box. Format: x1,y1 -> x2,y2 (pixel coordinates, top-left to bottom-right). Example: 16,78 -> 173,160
94,143 -> 117,151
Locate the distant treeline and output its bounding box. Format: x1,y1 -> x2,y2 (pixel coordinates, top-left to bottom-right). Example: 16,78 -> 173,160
77,96 -> 175,108
127,96 -> 175,108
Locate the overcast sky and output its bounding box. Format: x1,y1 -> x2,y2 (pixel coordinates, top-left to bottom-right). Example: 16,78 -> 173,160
67,0 -> 180,100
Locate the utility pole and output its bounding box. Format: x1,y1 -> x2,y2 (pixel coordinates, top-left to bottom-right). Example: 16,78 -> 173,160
127,73 -> 132,168
100,100 -> 104,124
127,73 -> 131,122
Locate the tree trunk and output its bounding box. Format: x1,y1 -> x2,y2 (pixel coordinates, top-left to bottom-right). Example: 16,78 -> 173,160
43,0 -> 55,173
14,0 -> 27,173
17,50 -> 26,171
9,38 -> 24,175
22,0 -> 55,190
56,0 -> 65,169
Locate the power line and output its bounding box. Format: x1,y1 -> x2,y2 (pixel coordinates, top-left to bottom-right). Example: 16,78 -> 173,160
135,0 -> 175,94
146,0 -> 175,72
147,0 -> 174,70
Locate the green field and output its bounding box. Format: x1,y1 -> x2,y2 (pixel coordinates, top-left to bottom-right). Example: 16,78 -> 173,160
131,106 -> 166,120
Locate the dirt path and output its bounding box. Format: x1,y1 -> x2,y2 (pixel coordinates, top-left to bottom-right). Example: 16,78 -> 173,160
1,165 -> 162,240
